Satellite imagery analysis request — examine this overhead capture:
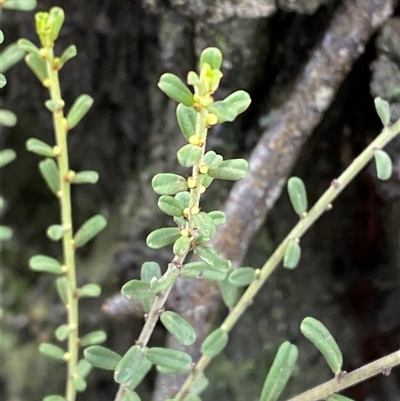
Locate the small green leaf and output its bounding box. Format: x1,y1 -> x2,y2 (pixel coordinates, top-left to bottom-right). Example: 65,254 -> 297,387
222,90 -> 251,116
194,245 -> 231,272
74,359 -> 93,379
207,101 -> 236,123
287,176 -> 308,216
122,391 -> 141,401
48,7 -> 65,43
78,283 -> 101,298
145,347 -> 192,373
17,38 -> 41,57
0,225 -> 13,242
47,224 -> 68,241
208,159 -> 248,181
26,138 -> 55,157
66,94 -> 94,130
80,330 -> 107,347
219,278 -> 241,308
374,97 -> 390,126
74,214 -> 107,248
45,99 -> 65,112
201,328 -> 228,357
3,0 -> 37,11
158,195 -> 184,217
25,53 -> 47,83
173,235 -> 191,256
141,261 -> 162,282
39,158 -> 59,195
327,395 -> 355,401
55,324 -> 70,341
283,240 -> 301,269
177,144 -> 203,168
203,151 -> 223,170
0,149 -> 16,167
187,71 -> 201,86
158,73 -> 194,107
72,170 -> 99,184
43,395 -> 66,401
150,268 -> 179,293
207,210 -> 226,226
180,261 -> 228,281
300,317 -> 343,375
121,280 -> 153,300
0,43 -> 25,73
160,311 -> 196,346
152,173 -> 188,195
55,277 -> 69,304
146,227 -> 181,249
39,343 -> 65,361
129,356 -> 153,390
260,341 -> 298,401
84,345 -> 121,370
60,44 -> 77,66
192,212 -> 216,241
228,267 -> 256,286
73,376 -> 87,392
0,75 -> 6,89
114,345 -> 145,383
29,254 -> 63,274
175,191 -> 191,208
374,149 -> 392,180
200,47 -> 223,70
176,104 -> 197,141
0,110 -> 17,127
183,395 -> 202,401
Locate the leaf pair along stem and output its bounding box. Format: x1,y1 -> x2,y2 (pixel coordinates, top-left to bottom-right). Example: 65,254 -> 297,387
174,119 -> 400,399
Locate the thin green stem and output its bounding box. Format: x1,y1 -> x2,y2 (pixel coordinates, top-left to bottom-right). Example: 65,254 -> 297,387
45,48 -> 79,401
286,349 -> 400,401
115,107 -> 210,401
175,119 -> 400,399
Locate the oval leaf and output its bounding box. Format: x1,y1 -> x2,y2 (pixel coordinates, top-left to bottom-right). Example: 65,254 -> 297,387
173,235 -> 191,256
176,103 -> 197,141
180,261 -> 228,281
177,144 -> 203,168
47,224 -> 68,241
78,283 -> 101,298
158,195 -> 184,217
55,324 -> 70,341
207,101 -> 236,123
260,341 -> 298,401
29,254 -> 63,274
207,210 -> 226,226
0,43 -> 25,73
84,345 -> 121,370
141,261 -> 162,282
287,176 -> 308,216
55,277 -> 69,304
222,90 -> 251,116
374,149 -> 392,180
228,267 -> 256,286
146,227 -> 181,249
208,159 -> 248,181
72,170 -> 99,184
128,356 -> 153,390
160,311 -> 196,346
200,47 -> 223,70
121,280 -> 153,300
158,73 -> 194,107
122,391 -> 141,401
145,347 -> 192,373
39,158 -> 59,195
74,214 -> 107,248
374,97 -> 390,126
300,317 -> 343,375
114,345 -> 145,384
0,148 -> 16,167
0,110 -> 17,127
283,240 -> 301,269
60,44 -> 77,66
17,38 -> 41,57
26,138 -> 55,157
201,328 -> 228,357
39,343 -> 65,361
192,212 -> 216,241
80,330 -> 107,347
77,359 -> 93,379
152,173 -> 188,195
66,94 -> 94,130
194,245 -> 231,272
25,53 -> 47,83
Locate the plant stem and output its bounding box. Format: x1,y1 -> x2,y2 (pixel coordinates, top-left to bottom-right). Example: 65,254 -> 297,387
45,48 -> 78,401
175,119 -> 400,399
115,106 -> 210,401
286,349 -> 400,401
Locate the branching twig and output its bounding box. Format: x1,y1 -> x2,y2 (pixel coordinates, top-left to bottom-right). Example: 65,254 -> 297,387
154,0 -> 397,398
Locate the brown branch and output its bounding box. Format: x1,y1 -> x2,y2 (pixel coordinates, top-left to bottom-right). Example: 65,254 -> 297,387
153,0 -> 397,399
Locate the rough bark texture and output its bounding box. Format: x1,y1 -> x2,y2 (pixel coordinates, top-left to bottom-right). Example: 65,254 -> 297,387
1,0 -> 400,400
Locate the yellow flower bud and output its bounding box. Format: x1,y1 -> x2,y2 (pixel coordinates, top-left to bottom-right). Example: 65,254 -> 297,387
190,206 -> 200,215
189,135 -> 202,146
180,228 -> 190,237
206,113 -> 218,126
188,177 -> 196,188
183,207 -> 190,218
199,164 -> 209,174
199,185 -> 206,194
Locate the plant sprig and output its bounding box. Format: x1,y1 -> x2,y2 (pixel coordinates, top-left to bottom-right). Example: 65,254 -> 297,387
19,7 -> 107,401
